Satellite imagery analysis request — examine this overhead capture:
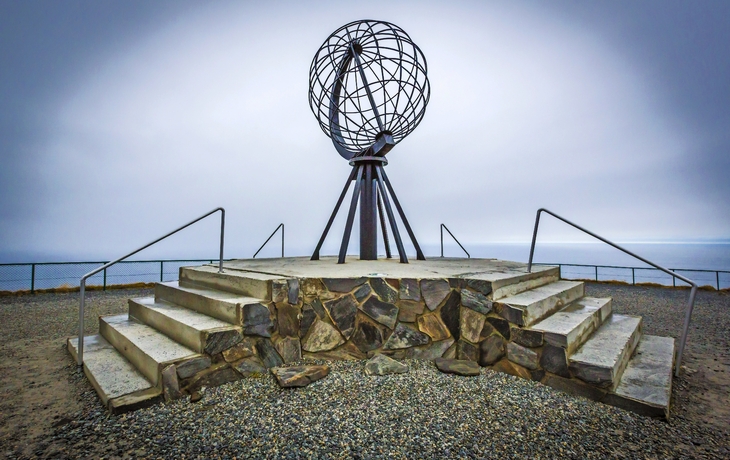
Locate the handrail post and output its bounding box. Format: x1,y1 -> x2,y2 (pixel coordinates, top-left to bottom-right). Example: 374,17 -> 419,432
440,224 -> 444,257
282,224 -> 285,258
218,209 -> 225,273
103,267 -> 107,291
527,208 -> 543,272
632,268 -> 635,285
78,278 -> 86,365
675,285 -> 697,377
160,261 -> 164,282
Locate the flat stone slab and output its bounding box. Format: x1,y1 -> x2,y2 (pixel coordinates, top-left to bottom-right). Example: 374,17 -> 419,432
364,354 -> 408,376
270,365 -> 330,388
530,297 -> 612,353
499,280 -> 585,327
606,335 -> 675,418
434,358 -> 481,376
217,257 -> 555,284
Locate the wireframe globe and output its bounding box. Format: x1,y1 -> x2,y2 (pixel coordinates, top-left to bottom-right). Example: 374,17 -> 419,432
309,20 -> 430,160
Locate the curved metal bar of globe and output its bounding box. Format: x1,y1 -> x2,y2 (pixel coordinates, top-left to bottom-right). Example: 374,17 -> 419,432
328,45 -> 356,160
377,189 -> 392,258
380,168 -> 426,260
311,167 -> 358,260
350,42 -> 385,133
338,165 -> 366,264
374,165 -> 408,263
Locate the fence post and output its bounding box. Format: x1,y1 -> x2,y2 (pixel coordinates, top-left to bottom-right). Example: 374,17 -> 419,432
160,261 -> 164,282
672,269 -> 676,287
103,267 -> 107,291
31,264 -> 36,293
595,266 -> 598,281
632,268 -> 635,285
558,264 -> 562,278
717,271 -> 720,291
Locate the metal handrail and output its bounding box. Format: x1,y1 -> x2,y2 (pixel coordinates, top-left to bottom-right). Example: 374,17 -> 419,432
440,224 -> 470,258
76,207 -> 225,365
253,223 -> 284,258
527,208 -> 697,377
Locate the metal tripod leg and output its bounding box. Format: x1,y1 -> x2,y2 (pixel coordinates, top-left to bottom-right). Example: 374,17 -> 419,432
377,189 -> 392,259
374,165 -> 408,263
380,168 -> 426,260
338,165 -> 365,264
311,167 -> 358,260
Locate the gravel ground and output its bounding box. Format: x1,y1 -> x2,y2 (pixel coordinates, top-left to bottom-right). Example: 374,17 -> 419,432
1,283 -> 728,459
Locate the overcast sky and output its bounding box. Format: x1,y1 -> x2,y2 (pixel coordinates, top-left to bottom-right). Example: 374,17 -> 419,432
1,0 -> 729,262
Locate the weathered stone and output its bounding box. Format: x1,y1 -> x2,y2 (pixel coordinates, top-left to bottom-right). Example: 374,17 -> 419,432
506,342 -> 539,370
350,317 -> 385,353
466,278 -> 492,295
300,278 -> 325,297
301,319 -> 345,352
204,329 -> 243,356
271,365 -> 330,388
189,390 -> 202,403
399,278 -> 421,301
322,278 -> 366,292
448,278 -> 466,289
309,299 -> 327,319
305,342 -> 366,361
161,365 -> 184,402
371,278 -> 398,303
434,358 -> 480,376
274,336 -> 302,364
353,283 -> 371,302
486,317 -> 511,340
256,338 -> 284,368
407,338 -> 455,360
222,337 -> 257,362
540,343 -> 571,378
272,280 -> 288,303
460,307 -> 486,344
360,296 -> 399,329
287,279 -> 299,304
397,300 -> 424,322
364,354 -> 408,376
242,303 -> 274,337
492,359 -> 532,380
420,279 -> 451,311
480,321 -> 496,340
417,313 -> 451,341
443,341 -> 457,359
530,368 -> 546,382
277,304 -> 300,338
440,291 -> 461,340
542,373 -> 607,401
187,364 -> 240,391
176,356 -> 212,379
383,323 -> 431,350
457,340 -> 479,362
233,356 -> 267,377
512,327 -> 544,348
478,334 -> 505,366
324,294 -> 358,339
460,289 -> 493,315
299,304 -> 316,339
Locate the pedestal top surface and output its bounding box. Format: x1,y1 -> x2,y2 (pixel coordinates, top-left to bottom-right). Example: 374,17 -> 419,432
220,257 -> 555,281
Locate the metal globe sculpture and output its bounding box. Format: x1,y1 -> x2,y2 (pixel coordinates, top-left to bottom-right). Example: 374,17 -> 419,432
310,20 -> 428,264
308,20 -> 430,160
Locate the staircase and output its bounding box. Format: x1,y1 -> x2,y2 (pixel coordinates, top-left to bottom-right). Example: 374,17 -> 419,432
68,258 -> 675,418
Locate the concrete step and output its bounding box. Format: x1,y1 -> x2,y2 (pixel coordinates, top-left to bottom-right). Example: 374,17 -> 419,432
529,297 -> 613,354
569,314 -> 642,390
155,281 -> 268,325
129,297 -> 243,354
179,264 -> 283,299
99,314 -> 199,386
489,266 -> 560,301
604,335 -> 675,418
499,280 -> 585,327
67,335 -> 161,413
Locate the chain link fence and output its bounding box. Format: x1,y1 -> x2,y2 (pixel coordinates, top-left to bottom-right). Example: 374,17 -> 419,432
0,259 -> 218,293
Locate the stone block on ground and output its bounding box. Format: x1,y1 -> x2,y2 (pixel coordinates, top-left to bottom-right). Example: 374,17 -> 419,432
364,354 -> 409,376
233,356 -> 267,377
492,359 -> 532,380
274,336 -> 302,364
457,340 -> 479,362
256,338 -> 284,368
271,365 -> 330,388
407,338 -> 455,360
434,358 -> 481,376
